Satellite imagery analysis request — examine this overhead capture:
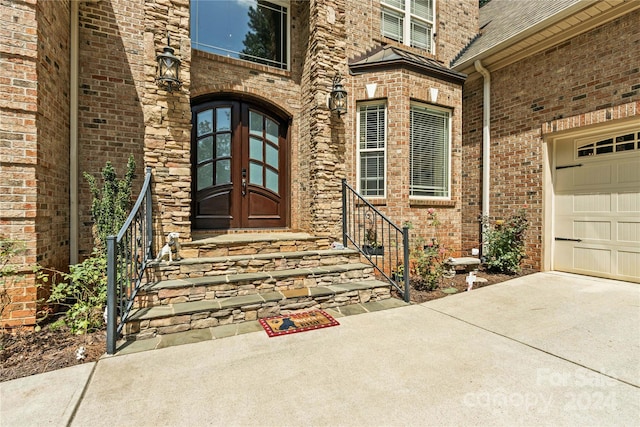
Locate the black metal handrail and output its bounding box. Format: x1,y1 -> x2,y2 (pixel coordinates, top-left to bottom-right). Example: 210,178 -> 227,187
342,179 -> 410,302
106,167 -> 153,354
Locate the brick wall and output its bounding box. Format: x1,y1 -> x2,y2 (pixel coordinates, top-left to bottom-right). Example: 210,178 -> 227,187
341,0 -> 473,254
77,0 -> 146,257
0,0 -> 70,328
461,10 -> 640,271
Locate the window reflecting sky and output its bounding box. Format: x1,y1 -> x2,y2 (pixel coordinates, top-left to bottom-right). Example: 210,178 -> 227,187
192,0 -> 256,54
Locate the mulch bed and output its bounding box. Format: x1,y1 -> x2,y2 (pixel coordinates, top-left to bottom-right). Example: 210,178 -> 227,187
0,325 -> 105,383
0,268 -> 532,383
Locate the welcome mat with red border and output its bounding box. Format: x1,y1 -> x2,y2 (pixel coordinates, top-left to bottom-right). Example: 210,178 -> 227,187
259,310 -> 340,337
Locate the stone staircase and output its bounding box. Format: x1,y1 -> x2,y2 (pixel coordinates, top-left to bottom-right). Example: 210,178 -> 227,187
123,232 -> 393,341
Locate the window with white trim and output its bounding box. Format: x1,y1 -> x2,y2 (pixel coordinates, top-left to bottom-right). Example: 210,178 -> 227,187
381,0 -> 435,53
410,103 -> 450,198
191,0 -> 290,70
357,103 -> 387,198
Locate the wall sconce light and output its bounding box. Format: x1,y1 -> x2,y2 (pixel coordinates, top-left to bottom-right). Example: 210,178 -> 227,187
328,73 -> 347,116
156,33 -> 182,92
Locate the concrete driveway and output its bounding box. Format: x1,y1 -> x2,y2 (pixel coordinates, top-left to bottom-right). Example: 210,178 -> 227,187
2,272 -> 638,426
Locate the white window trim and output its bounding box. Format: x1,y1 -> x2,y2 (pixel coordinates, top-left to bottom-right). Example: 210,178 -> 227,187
409,101 -> 451,200
380,0 -> 435,54
357,101 -> 388,199
191,0 -> 291,71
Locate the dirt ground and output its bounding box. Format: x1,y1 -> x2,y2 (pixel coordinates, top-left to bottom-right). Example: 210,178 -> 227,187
0,268 -> 531,383
0,325 -> 105,383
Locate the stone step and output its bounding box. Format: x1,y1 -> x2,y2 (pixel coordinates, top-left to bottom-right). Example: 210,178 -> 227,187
124,279 -> 393,340
116,298 -> 411,356
147,248 -> 361,281
179,232 -> 335,258
137,262 -> 376,308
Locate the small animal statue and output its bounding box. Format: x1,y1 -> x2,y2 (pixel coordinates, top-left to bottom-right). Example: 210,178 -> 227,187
155,232 -> 181,262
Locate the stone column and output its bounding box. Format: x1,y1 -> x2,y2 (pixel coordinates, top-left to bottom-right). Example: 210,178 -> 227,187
143,0 -> 192,246
306,0 -> 347,238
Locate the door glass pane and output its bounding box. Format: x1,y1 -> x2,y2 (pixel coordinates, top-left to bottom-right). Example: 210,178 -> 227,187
250,111 -> 263,136
250,161 -> 263,185
197,109 -> 213,136
197,163 -> 213,191
215,159 -> 231,184
197,136 -> 213,163
265,118 -> 279,144
266,168 -> 278,193
266,144 -> 278,168
250,137 -> 263,161
216,134 -> 231,157
216,107 -> 231,132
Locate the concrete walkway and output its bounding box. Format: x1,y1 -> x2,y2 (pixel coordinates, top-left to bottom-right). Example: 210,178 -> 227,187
2,272 -> 639,426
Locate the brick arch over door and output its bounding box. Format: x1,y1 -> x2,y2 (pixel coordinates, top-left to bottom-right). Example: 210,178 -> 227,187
191,98 -> 290,229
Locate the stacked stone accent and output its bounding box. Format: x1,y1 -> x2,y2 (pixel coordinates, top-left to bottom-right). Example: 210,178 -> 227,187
124,234 -> 389,340
461,11 -> 640,271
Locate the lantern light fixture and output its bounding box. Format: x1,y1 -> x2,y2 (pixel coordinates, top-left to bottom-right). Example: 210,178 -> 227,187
328,73 -> 347,116
156,32 -> 182,92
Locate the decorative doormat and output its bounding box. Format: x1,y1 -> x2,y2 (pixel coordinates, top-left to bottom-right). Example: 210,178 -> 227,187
259,310 -> 340,337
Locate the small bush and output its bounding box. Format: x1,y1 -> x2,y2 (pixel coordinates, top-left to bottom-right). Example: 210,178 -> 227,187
47,252 -> 107,335
0,236 -> 26,322
84,155 -> 136,253
482,208 -> 528,274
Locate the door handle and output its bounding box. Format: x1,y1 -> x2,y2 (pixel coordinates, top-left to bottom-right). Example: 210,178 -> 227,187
555,237 -> 582,242
242,168 -> 247,196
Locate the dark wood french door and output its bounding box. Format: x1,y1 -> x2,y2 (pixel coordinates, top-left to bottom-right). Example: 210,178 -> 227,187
192,100 -> 288,229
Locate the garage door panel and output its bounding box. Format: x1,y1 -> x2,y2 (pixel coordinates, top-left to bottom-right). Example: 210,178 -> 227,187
618,251 -> 640,278
618,221 -> 640,243
573,193 -> 611,212
553,126 -> 639,283
618,161 -> 640,184
574,164 -> 612,187
618,192 -> 640,212
574,247 -> 611,273
574,220 -> 611,241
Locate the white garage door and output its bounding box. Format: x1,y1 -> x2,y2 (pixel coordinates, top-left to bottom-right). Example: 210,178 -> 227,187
554,128 -> 640,283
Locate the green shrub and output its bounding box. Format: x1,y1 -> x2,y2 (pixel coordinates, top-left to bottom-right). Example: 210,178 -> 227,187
84,155 -> 136,252
482,208 -> 529,274
47,252 -> 107,334
0,236 -> 26,322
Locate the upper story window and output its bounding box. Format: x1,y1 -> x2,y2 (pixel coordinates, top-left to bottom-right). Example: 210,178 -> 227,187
357,102 -> 387,198
381,0 -> 434,53
410,102 -> 450,198
191,0 -> 290,70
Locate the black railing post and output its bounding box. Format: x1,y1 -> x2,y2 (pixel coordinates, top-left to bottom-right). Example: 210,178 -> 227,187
106,235 -> 117,355
402,225 -> 410,303
341,179 -> 347,248
145,167 -> 153,259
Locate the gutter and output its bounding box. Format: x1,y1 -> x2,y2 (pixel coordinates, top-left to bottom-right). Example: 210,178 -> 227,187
70,1 -> 79,264
474,60 -> 490,255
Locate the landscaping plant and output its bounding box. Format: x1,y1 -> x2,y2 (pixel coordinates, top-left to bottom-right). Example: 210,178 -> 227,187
399,209 -> 450,291
481,208 -> 529,274
47,156 -> 136,334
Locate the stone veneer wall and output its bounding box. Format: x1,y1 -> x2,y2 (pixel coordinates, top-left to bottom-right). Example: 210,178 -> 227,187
77,0 -> 192,256
0,0 -> 70,327
461,11 -> 640,271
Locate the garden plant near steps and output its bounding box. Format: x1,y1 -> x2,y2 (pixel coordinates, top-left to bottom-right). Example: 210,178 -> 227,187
481,208 -> 529,274
399,209 -> 451,292
46,156 -> 136,334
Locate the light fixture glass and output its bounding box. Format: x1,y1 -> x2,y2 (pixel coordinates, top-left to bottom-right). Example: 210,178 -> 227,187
156,33 -> 182,92
329,73 -> 347,116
